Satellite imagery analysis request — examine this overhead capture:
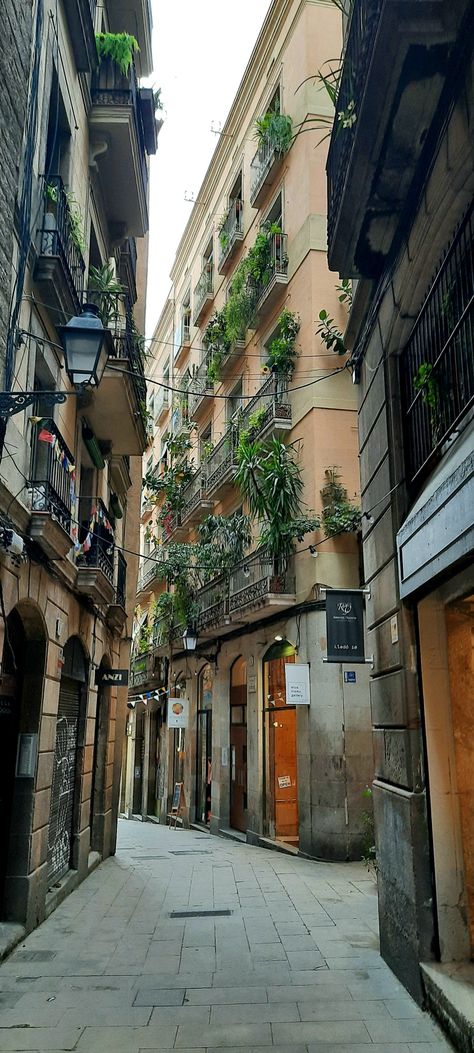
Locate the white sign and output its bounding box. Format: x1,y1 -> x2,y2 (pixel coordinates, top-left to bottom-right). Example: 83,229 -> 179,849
168,697 -> 189,728
221,747 -> 228,767
16,733 -> 38,778
278,775 -> 291,788
285,663 -> 310,705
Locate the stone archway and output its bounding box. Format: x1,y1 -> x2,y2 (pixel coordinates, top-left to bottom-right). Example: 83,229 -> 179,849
0,602 -> 47,924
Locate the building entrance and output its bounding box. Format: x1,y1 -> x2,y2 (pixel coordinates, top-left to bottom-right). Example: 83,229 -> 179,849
196,664 -> 213,824
263,642 -> 298,845
47,637 -> 87,885
230,657 -> 247,833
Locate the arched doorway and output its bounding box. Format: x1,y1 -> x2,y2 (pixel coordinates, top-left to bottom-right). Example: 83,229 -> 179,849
90,656 -> 111,853
263,640 -> 298,845
47,636 -> 88,885
0,603 -> 46,921
196,664 -> 213,825
230,657 -> 247,833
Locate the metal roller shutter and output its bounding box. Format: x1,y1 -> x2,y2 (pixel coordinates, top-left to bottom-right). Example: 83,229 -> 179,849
47,677 -> 80,885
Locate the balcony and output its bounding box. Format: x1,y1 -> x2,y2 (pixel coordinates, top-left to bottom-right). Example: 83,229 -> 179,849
107,0 -> 153,77
137,547 -> 161,594
239,374 -> 292,440
326,0 -> 465,277
193,264 -> 214,326
229,550 -> 296,623
107,551 -> 128,631
155,387 -> 170,423
174,320 -> 191,368
34,176 -> 85,317
130,651 -> 167,688
179,468 -> 213,527
250,134 -> 287,209
196,576 -> 230,637
63,0 -> 97,72
119,237 -> 138,306
205,426 -> 239,500
218,199 -> 244,274
401,204 -> 474,488
76,498 -> 115,605
90,60 -> 149,238
251,232 -> 288,323
28,419 -> 76,564
188,356 -> 213,419
78,310 -> 147,455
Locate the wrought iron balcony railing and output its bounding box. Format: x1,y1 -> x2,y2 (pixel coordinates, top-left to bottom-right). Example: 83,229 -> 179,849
239,374 -> 292,439
205,425 -> 239,497
188,355 -> 213,417
229,550 -> 295,614
76,497 -> 114,584
29,418 -> 75,534
193,263 -> 214,325
180,467 -> 208,524
91,60 -> 148,197
116,550 -> 127,608
401,204 -> 474,486
327,0 -> 383,252
137,547 -> 161,593
37,175 -> 86,309
218,198 -> 244,272
250,232 -> 289,315
196,575 -> 229,632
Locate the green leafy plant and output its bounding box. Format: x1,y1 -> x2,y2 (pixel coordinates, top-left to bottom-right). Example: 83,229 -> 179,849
236,435 -> 319,568
336,278 -> 352,307
265,309 -> 300,376
153,87 -> 163,112
320,466 -> 361,536
316,309 -> 347,355
95,32 -> 139,75
413,362 -> 441,443
198,513 -> 252,578
88,263 -> 123,327
223,223 -> 284,341
254,111 -> 293,155
46,182 -> 86,254
201,439 -> 214,463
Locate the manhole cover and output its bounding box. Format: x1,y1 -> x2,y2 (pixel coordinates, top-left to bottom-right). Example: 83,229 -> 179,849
169,909 -> 232,918
14,950 -> 57,962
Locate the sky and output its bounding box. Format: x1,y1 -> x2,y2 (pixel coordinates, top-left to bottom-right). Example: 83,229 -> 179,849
145,0 -> 271,336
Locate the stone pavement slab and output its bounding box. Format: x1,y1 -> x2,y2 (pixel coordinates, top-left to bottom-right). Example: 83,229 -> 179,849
0,820 -> 455,1052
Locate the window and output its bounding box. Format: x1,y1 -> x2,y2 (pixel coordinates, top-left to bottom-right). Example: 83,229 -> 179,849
227,380 -> 243,424
264,191 -> 283,231
199,423 -> 212,465
182,292 -> 191,340
203,237 -> 214,277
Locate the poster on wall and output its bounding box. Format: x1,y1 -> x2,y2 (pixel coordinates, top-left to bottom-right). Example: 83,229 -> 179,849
285,663 -> 310,705
325,589 -> 365,663
168,697 -> 189,728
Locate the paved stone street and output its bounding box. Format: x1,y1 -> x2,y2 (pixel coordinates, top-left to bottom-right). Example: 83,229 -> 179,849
0,821 -> 453,1052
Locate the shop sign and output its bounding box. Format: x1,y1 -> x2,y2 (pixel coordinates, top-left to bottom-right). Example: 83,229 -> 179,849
326,590 -> 365,663
168,697 -> 189,728
285,663 -> 310,705
95,668 -> 129,686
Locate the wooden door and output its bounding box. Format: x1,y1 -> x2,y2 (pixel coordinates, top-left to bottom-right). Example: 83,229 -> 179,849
230,685 -> 247,832
265,654 -> 298,843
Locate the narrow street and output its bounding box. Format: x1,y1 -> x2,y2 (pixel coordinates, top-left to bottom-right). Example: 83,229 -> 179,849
0,822 -> 452,1052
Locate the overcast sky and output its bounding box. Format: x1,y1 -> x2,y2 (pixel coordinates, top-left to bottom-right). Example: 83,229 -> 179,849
145,0 -> 271,335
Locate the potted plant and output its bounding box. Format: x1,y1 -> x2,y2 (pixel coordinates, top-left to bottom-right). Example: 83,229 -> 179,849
95,32 -> 139,75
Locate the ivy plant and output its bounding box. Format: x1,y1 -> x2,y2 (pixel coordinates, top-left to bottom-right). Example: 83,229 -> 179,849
320,466 -> 361,536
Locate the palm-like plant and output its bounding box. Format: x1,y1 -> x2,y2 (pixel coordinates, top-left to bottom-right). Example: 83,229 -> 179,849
235,436 -> 319,569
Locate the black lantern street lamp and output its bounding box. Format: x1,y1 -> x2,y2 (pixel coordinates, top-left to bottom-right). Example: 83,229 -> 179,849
0,304 -> 113,418
58,303 -> 112,388
182,625 -> 198,652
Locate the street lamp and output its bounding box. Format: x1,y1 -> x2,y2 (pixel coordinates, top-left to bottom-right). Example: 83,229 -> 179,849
182,625 -> 198,653
0,304 -> 113,418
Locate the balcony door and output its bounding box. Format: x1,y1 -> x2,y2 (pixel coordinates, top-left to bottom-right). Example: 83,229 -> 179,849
230,657 -> 247,833
263,642 -> 298,845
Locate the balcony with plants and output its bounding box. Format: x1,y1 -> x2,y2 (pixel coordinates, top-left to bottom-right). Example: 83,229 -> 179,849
250,111 -> 293,208
82,266 -> 148,455
218,198 -> 244,274
188,354 -> 214,418
204,425 -> 239,501
90,33 -> 159,238
326,0 -> 464,277
400,203 -> 474,490
155,385 -> 170,423
28,418 -> 77,563
228,548 -> 296,621
250,229 -> 289,323
193,261 -> 214,326
63,0 -> 97,72
75,497 -> 115,605
35,176 -> 86,317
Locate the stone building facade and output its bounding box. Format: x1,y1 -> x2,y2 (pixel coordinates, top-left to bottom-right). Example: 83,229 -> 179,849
125,0 -> 374,866
326,0 -> 474,1040
0,0 -> 157,938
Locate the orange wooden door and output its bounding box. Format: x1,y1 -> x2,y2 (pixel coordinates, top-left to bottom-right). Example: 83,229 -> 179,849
265,654 -> 298,843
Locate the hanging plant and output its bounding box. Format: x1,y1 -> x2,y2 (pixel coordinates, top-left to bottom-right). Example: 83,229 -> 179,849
95,32 -> 139,75
88,263 -> 123,327
320,466 -> 361,536
265,309 -> 300,376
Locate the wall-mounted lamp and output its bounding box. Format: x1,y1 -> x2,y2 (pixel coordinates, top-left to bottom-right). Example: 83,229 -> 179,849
309,545 -> 318,558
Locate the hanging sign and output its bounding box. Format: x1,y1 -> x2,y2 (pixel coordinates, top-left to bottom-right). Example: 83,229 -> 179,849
95,668 -> 129,687
285,663 -> 310,705
168,697 -> 189,728
326,590 -> 365,663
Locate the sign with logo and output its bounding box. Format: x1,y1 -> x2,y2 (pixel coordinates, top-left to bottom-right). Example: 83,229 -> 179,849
168,697 -> 189,728
344,671 -> 357,683
285,662 -> 310,705
326,590 -> 365,663
95,668 -> 129,687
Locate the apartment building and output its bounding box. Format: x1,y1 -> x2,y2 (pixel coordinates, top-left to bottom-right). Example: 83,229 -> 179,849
326,0 -> 474,1036
128,0 -> 373,864
0,0 -> 157,935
